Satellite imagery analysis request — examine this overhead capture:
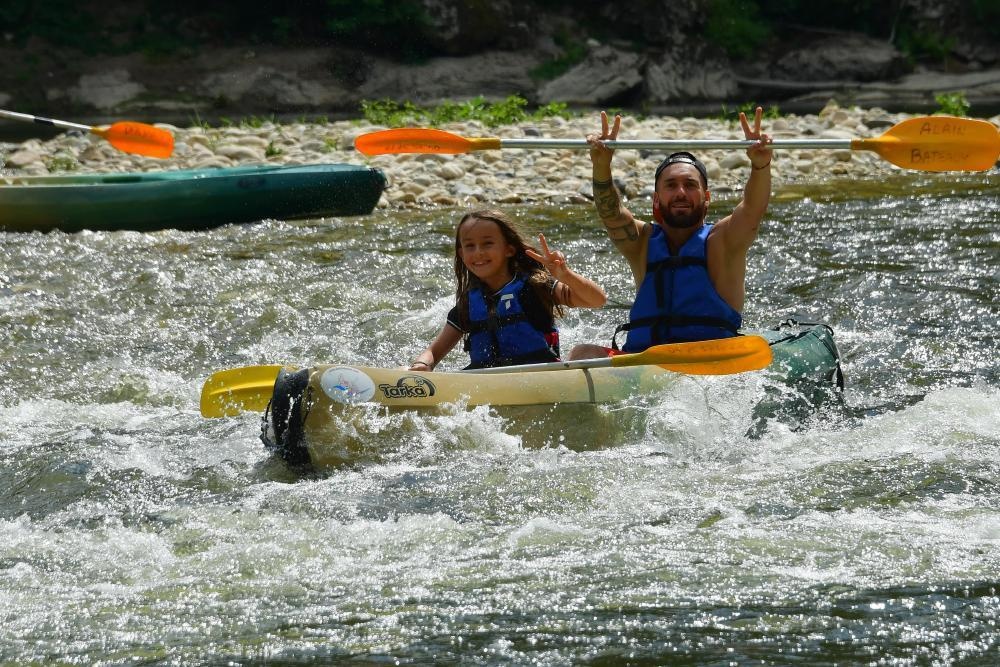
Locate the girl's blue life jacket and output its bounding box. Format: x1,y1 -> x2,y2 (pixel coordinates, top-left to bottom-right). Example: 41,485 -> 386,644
465,274 -> 560,369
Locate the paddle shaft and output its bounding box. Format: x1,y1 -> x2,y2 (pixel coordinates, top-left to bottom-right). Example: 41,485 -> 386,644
356,117 -> 1000,171
497,138 -> 852,150
464,357 -> 614,374
0,109 -> 91,132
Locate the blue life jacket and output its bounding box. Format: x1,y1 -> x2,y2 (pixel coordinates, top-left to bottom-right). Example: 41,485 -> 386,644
615,224 -> 742,352
465,275 -> 560,368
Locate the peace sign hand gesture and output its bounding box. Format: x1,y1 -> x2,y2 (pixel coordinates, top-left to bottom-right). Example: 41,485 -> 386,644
525,234 -> 570,281
586,110 -> 621,167
739,106 -> 773,170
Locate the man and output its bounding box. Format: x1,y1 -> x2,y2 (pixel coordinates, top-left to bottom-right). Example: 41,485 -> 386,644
569,107 -> 773,359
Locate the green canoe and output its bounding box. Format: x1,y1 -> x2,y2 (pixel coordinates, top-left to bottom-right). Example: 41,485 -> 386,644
0,163 -> 387,233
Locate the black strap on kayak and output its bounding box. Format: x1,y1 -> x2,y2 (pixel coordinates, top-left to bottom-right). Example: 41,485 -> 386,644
260,368 -> 313,465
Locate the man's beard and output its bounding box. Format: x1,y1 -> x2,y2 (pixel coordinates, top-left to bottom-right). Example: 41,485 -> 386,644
661,199 -> 706,229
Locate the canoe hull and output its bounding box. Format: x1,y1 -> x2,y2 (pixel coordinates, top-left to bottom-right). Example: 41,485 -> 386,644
0,163 -> 386,232
261,321 -> 843,466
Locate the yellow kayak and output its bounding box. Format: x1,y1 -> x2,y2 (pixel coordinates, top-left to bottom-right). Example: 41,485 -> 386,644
237,322 -> 842,466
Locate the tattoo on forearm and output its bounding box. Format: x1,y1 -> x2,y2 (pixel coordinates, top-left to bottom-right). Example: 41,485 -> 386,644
592,178 -> 636,242
604,222 -> 638,242
593,179 -> 621,221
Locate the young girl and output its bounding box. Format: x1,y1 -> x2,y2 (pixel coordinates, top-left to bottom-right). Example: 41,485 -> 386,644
409,209 -> 607,371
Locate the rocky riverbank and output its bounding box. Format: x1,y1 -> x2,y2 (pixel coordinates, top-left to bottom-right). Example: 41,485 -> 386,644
3,102 -> 999,211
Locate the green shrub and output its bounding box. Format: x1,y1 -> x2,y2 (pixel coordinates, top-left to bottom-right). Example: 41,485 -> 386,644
360,99 -> 424,127
361,95 -> 573,128
240,115 -> 277,129
717,102 -> 781,123
265,141 -> 283,157
934,92 -> 969,117
534,102 -> 572,121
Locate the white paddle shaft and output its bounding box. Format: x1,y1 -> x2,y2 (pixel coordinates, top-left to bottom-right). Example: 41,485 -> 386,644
500,138 -> 852,150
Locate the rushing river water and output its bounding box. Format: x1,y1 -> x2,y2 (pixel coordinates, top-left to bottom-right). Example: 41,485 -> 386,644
1,173 -> 998,664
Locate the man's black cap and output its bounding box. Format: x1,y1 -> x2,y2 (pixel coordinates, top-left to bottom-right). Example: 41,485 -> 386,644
654,151 -> 708,188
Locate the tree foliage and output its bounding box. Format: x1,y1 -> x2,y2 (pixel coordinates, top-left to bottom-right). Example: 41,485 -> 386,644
0,0 -> 990,64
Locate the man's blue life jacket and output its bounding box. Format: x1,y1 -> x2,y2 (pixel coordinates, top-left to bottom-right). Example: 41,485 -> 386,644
615,224 -> 742,352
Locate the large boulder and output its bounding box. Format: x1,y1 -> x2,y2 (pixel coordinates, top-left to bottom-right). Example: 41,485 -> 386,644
198,49 -> 359,110
771,33 -> 908,82
645,46 -> 738,102
358,51 -> 544,104
59,68 -> 145,111
537,44 -> 645,105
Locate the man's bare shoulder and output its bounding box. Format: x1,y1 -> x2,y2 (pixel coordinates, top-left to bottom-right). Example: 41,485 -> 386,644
706,214 -> 742,249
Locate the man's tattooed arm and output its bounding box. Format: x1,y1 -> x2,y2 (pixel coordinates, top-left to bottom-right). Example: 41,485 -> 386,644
592,178 -> 618,219
593,178 -> 638,243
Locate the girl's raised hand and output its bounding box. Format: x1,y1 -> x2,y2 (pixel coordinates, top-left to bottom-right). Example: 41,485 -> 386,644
525,234 -> 570,280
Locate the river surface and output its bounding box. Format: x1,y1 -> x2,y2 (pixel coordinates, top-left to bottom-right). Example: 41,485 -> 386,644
1,173 -> 998,664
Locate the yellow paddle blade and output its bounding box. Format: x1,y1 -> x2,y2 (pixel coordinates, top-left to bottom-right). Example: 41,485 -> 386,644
854,116 -> 1000,172
91,121 -> 174,159
615,335 -> 773,375
354,128 -> 500,155
200,364 -> 285,418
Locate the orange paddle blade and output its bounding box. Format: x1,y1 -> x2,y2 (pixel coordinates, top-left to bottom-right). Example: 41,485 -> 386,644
354,128 -> 500,155
613,335 -> 773,375
656,344 -> 773,375
92,121 -> 174,159
854,116 -> 1000,172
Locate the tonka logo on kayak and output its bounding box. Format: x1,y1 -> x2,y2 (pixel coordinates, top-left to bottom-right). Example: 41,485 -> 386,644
378,376 -> 437,400
320,367 -> 377,404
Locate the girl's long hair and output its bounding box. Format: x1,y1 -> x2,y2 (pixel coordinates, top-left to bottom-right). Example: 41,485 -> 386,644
452,209 -> 564,328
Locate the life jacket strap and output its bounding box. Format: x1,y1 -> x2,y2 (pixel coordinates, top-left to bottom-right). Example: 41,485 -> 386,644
647,256 -> 707,308
465,311 -> 529,334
